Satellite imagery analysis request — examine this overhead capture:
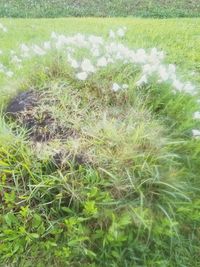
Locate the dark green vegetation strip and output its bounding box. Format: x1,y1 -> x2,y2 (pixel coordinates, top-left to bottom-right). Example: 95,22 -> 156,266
0,0 -> 200,18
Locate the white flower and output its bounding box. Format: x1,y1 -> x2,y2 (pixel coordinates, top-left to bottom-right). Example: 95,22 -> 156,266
150,47 -> 158,57
6,71 -> 14,77
0,31 -> 195,103
183,82 -> 196,95
117,27 -> 126,37
76,72 -> 88,81
136,75 -> 148,87
67,54 -> 79,68
172,79 -> 183,92
112,83 -> 121,92
71,59 -> 79,69
122,84 -> 129,89
88,35 -> 103,45
168,64 -> 176,74
142,64 -> 156,75
0,63 -> 13,77
91,48 -> 100,57
0,23 -> 7,32
135,49 -> 147,63
107,57 -> 114,64
97,57 -> 107,67
11,55 -> 22,65
192,129 -> 200,138
51,32 -> 57,39
143,64 -> 151,73
20,44 -> 30,58
0,63 -> 5,72
55,41 -> 64,50
160,51 -> 165,59
81,59 -> 95,73
109,30 -> 115,39
74,33 -> 86,47
32,45 -> 46,56
193,112 -> 200,120
21,44 -> 29,53
66,47 -> 75,53
44,41 -> 51,50
158,66 -> 169,82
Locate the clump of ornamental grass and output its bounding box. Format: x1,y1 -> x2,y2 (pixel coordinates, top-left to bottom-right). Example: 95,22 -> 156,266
0,30 -> 200,266
5,58 -> 181,183
0,53 -> 199,266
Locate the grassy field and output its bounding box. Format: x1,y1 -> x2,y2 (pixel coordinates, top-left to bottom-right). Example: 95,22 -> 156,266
0,0 -> 200,18
0,18 -> 200,266
0,18 -> 200,72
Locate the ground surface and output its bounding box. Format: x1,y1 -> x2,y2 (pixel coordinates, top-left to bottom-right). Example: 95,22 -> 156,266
0,0 -> 200,18
0,18 -> 200,266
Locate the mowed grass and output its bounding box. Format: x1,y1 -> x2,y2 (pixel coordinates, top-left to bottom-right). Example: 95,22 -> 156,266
0,18 -> 200,78
0,0 -> 200,18
0,18 -> 200,266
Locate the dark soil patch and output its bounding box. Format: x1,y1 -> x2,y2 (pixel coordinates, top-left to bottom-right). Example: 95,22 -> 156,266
6,90 -> 39,115
53,151 -> 90,169
5,89 -> 89,167
6,90 -> 78,142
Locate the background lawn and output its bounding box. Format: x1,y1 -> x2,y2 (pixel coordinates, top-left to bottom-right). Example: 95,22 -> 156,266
0,0 -> 200,18
0,18 -> 200,76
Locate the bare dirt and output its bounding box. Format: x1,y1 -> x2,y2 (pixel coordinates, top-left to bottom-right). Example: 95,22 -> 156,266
6,90 -> 89,167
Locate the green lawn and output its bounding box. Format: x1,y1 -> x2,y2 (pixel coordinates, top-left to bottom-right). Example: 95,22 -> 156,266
0,0 -> 200,18
0,18 -> 200,73
0,18 -> 200,266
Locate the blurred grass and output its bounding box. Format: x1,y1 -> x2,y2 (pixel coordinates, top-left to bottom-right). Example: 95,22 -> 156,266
0,0 -> 200,18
